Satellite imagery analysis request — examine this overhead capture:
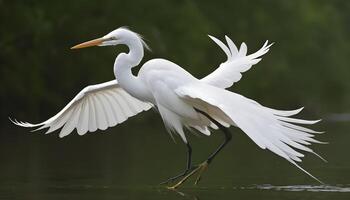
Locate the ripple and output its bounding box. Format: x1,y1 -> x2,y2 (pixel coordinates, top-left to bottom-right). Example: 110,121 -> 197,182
248,184 -> 350,193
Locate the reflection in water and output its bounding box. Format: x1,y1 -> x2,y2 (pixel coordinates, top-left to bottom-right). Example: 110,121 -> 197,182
166,188 -> 199,200
248,184 -> 350,193
3,182 -> 350,199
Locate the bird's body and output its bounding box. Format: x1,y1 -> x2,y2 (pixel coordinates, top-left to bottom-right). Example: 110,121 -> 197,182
112,31 -> 211,141
12,27 -> 325,188
136,59 -> 210,141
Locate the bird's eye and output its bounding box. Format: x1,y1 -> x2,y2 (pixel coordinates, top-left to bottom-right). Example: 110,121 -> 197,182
110,36 -> 117,40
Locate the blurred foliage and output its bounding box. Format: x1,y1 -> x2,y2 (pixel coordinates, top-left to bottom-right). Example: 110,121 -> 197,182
1,0 -> 350,129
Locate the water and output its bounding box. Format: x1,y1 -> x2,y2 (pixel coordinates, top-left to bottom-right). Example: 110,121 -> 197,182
1,117 -> 349,199
2,184 -> 350,199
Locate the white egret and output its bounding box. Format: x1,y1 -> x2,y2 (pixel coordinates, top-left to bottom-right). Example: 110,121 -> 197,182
11,27 -> 325,188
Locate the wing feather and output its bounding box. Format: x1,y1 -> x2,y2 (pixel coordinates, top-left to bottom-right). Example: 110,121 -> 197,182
105,91 -> 123,123
77,98 -> 89,135
100,93 -> 118,126
201,35 -> 272,88
108,90 -> 129,122
92,95 -> 107,131
88,95 -> 98,132
176,83 -> 325,183
113,90 -> 135,117
225,35 -> 238,57
46,107 -> 74,134
12,80 -> 153,137
208,35 -> 231,60
60,104 -> 82,138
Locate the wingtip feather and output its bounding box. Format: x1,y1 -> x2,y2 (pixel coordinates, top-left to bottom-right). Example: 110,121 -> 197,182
312,151 -> 328,163
267,42 -> 274,48
290,159 -> 324,184
8,117 -> 16,125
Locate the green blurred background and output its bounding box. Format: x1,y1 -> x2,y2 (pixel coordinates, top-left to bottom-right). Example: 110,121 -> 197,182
1,0 -> 350,199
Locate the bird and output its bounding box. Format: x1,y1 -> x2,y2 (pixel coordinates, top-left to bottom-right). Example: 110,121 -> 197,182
11,27 -> 326,189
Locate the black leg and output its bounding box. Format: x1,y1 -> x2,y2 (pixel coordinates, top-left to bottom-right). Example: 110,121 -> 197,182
166,109 -> 232,188
160,142 -> 193,184
195,109 -> 232,164
185,143 -> 192,169
206,124 -> 232,164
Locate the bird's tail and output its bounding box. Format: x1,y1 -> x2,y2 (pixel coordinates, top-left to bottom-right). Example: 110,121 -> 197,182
176,83 -> 326,183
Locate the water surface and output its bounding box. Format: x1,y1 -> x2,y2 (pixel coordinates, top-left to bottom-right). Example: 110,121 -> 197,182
1,120 -> 349,199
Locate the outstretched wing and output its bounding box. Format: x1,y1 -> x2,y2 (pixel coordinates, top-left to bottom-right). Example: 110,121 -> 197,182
201,35 -> 273,89
176,83 -> 325,183
11,80 -> 153,137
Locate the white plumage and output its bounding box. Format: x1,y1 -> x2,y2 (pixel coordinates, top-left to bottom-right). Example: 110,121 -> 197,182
12,27 -> 325,184
201,36 -> 272,88
176,83 -> 325,182
11,80 -> 152,137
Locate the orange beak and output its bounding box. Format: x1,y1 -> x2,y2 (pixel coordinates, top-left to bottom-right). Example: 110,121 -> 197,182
71,38 -> 106,49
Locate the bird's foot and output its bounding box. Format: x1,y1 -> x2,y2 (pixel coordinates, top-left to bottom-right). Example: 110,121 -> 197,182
160,167 -> 194,185
194,161 -> 208,185
166,161 -> 209,190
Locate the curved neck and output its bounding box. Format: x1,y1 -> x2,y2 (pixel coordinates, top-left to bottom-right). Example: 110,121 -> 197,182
113,37 -> 147,100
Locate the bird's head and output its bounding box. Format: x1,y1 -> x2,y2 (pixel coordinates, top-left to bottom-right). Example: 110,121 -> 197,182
71,27 -> 149,50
